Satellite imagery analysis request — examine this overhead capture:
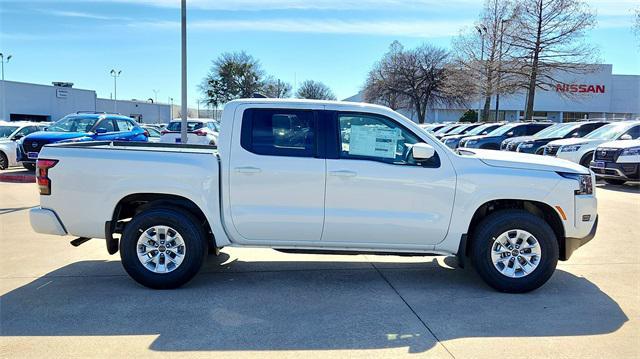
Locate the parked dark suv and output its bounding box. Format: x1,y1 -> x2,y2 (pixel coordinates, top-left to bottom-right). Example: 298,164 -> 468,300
459,122 -> 553,150
502,121 -> 609,154
441,123 -> 504,149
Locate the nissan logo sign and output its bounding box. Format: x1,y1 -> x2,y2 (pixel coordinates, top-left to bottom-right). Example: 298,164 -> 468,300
31,142 -> 38,148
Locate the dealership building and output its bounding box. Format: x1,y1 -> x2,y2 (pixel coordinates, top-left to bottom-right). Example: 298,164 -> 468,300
345,64 -> 640,123
1,80 -> 171,124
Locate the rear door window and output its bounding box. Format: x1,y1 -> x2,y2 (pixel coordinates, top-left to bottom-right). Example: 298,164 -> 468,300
241,109 -> 315,157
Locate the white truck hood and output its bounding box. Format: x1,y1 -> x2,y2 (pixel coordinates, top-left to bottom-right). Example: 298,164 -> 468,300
597,139 -> 640,149
547,137 -> 599,146
461,148 -> 589,174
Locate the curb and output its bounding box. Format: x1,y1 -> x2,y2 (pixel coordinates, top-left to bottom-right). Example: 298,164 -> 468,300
0,172 -> 36,183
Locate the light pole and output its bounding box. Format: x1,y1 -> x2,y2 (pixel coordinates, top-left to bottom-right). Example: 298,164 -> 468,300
180,0 -> 188,144
1,53 -> 11,121
475,25 -> 487,122
110,69 -> 122,113
152,89 -> 159,103
494,19 -> 509,122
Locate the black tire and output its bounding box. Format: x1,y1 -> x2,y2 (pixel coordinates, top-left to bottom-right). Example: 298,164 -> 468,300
120,207 -> 207,289
0,152 -> 7,170
22,162 -> 36,171
604,178 -> 626,185
471,210 -> 559,293
579,152 -> 593,168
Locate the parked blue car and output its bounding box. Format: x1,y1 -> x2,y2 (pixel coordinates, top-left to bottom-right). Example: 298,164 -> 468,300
17,112 -> 148,170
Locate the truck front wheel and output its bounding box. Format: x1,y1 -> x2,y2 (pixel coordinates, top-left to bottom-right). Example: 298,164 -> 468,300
120,207 -> 207,289
471,210 -> 559,293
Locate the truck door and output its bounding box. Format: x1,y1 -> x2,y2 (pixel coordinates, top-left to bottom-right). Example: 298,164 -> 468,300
227,107 -> 326,242
322,111 -> 456,246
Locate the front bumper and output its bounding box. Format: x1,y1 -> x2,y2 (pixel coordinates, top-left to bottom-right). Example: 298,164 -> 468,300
562,216 -> 598,260
30,207 -> 67,236
590,161 -> 640,181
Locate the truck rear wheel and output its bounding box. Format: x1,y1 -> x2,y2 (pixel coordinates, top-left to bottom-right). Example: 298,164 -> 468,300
471,210 -> 558,293
120,207 -> 207,289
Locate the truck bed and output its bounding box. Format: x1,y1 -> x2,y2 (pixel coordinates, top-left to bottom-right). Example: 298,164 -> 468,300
45,140 -> 218,155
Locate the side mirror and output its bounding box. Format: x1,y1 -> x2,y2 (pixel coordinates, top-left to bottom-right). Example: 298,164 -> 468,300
506,132 -> 514,137
11,134 -> 24,141
412,143 -> 436,160
620,134 -> 632,140
95,128 -> 108,134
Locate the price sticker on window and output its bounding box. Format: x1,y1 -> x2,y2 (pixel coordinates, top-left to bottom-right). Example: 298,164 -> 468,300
349,125 -> 400,159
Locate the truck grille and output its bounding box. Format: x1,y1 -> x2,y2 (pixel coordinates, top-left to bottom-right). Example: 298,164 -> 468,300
22,139 -> 49,154
544,145 -> 560,156
594,148 -> 622,162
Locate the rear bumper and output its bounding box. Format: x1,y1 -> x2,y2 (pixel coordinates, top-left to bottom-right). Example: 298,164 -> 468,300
29,207 -> 67,236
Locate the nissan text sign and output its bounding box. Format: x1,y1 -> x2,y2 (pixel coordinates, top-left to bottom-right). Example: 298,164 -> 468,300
556,84 -> 605,94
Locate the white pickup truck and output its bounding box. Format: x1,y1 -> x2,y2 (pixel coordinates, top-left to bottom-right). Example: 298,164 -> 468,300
29,99 -> 598,293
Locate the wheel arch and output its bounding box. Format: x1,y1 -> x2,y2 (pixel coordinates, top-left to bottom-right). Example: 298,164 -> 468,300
465,199 -> 567,260
110,193 -> 216,253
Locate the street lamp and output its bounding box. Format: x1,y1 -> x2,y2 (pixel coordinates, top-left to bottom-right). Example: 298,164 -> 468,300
110,69 -> 122,113
494,19 -> 510,122
475,25 -> 487,122
152,89 -> 159,103
0,53 -> 11,81
0,53 -> 11,121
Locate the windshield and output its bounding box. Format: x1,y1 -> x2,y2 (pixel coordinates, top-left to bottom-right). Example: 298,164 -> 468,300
533,123 -> 571,139
465,123 -> 498,136
584,122 -> 635,140
487,123 -> 519,136
47,116 -> 99,133
447,124 -> 473,135
166,121 -> 204,132
0,126 -> 19,138
433,124 -> 457,135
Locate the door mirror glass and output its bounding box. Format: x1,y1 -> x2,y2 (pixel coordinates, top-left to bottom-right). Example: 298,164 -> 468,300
620,134 -> 632,140
411,143 -> 435,160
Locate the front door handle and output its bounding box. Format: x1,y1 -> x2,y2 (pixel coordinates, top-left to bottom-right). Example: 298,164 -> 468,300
329,170 -> 357,177
235,166 -> 262,174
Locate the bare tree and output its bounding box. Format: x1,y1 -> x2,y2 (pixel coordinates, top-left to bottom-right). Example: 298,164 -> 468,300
363,42 -> 468,123
263,77 -> 292,98
451,0 -> 520,121
634,7 -> 640,45
296,80 -> 336,100
506,0 -> 598,120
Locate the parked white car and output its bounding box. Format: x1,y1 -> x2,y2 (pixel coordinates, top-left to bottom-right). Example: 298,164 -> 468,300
29,99 -> 597,293
141,125 -> 162,143
543,121 -> 640,167
0,121 -> 47,170
160,118 -> 219,146
590,139 -> 640,185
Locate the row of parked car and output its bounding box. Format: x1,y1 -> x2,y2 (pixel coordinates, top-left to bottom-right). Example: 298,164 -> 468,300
0,112 -> 220,170
420,120 -> 640,185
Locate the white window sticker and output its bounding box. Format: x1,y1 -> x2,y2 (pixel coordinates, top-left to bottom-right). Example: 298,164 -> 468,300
348,125 -> 400,159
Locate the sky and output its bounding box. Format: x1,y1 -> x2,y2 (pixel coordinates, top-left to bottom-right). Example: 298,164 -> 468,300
1,0 -> 639,108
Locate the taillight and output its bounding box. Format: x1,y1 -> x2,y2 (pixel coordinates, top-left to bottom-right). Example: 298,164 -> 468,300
143,130 -> 150,137
193,129 -> 207,136
36,159 -> 58,195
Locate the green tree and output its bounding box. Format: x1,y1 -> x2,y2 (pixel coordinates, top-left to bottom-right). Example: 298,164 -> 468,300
200,51 -> 265,108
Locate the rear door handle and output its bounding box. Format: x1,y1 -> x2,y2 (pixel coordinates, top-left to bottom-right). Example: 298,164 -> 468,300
329,170 -> 357,177
235,166 -> 262,174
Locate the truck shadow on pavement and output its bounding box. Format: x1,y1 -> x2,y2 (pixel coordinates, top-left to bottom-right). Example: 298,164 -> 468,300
0,253 -> 628,354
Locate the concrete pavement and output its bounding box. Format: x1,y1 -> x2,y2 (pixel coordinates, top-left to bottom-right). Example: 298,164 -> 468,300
0,180 -> 638,358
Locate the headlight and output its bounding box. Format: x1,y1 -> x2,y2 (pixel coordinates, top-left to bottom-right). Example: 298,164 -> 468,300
558,172 -> 593,195
561,144 -> 582,152
519,143 -> 534,149
621,146 -> 640,156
